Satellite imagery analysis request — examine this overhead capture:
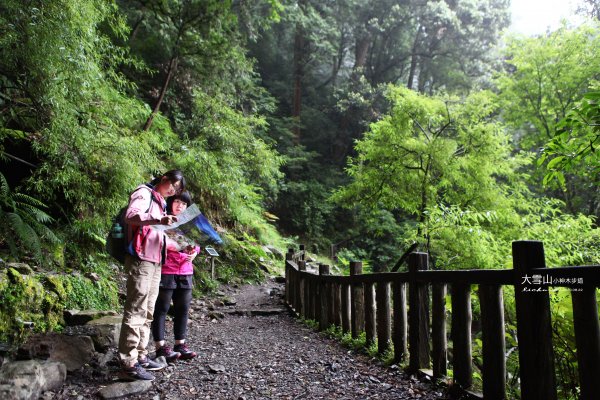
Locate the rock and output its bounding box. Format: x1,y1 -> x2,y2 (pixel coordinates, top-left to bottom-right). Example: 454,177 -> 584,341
223,297 -> 237,306
208,311 -> 225,320
265,246 -> 284,260
18,333 -> 94,372
0,359 -> 66,400
153,356 -> 167,368
85,315 -> 122,351
97,381 -> 152,399
208,364 -> 226,373
6,263 -> 34,275
84,272 -> 101,283
223,308 -> 287,317
97,348 -> 116,368
273,276 -> 286,284
63,309 -> 118,326
261,246 -> 273,256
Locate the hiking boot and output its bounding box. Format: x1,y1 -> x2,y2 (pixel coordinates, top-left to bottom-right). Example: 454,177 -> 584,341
155,345 -> 180,363
174,343 -> 197,360
139,356 -> 165,371
118,363 -> 155,381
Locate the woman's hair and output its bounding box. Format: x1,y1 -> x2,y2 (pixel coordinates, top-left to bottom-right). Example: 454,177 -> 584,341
150,169 -> 186,193
166,191 -> 192,214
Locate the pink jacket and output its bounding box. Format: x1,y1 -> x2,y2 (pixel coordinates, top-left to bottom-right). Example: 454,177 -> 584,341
162,240 -> 200,275
125,185 -> 167,264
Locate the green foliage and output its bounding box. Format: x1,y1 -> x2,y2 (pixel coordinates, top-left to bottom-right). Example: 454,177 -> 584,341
333,86 -> 525,269
0,172 -> 57,261
496,22 -> 600,216
177,91 -> 283,229
541,87 -> 600,187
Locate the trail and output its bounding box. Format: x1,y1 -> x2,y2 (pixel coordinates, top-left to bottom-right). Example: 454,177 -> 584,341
54,279 -> 448,399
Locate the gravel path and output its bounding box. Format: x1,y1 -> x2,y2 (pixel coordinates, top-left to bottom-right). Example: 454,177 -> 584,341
52,279 -> 449,399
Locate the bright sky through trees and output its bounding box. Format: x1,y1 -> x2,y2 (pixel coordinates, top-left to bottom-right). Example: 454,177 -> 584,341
510,0 -> 583,35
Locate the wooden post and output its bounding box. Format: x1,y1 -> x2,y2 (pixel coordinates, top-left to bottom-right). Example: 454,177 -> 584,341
451,283 -> 472,389
408,252 -> 430,372
364,282 -> 376,347
376,281 -> 391,355
431,283 -> 447,379
479,285 -> 506,399
289,263 -> 296,313
312,266 -> 321,322
341,283 -> 351,334
297,260 -> 306,317
512,241 -> 557,400
285,249 -> 293,305
328,280 -> 336,327
333,282 -> 342,327
319,264 -> 330,331
310,275 -> 321,321
210,257 -> 215,280
393,279 -> 407,363
572,287 -> 600,399
299,244 -> 305,261
350,261 -> 364,338
304,272 -> 312,320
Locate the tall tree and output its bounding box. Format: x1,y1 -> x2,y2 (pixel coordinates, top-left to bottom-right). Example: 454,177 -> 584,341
496,22 -> 600,217
332,86 -> 525,267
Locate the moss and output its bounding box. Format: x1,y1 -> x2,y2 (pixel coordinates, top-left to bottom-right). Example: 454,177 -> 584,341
43,274 -> 68,300
0,269 -> 56,343
0,267 -> 119,345
62,274 -> 119,311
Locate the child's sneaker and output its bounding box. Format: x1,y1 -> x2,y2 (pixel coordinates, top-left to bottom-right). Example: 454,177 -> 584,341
174,343 -> 197,360
156,345 -> 180,363
139,356 -> 165,371
118,363 -> 155,381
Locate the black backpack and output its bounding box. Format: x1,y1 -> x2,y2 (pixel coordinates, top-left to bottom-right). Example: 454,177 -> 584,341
106,188 -> 153,263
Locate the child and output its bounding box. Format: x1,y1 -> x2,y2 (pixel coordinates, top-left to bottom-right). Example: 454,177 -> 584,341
152,191 -> 199,361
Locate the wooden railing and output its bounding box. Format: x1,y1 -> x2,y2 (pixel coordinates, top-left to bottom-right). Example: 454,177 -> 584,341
284,241 -> 600,400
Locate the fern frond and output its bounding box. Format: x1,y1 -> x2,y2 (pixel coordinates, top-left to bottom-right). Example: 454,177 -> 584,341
0,173 -> 10,202
13,193 -> 47,208
15,203 -> 54,224
6,212 -> 43,259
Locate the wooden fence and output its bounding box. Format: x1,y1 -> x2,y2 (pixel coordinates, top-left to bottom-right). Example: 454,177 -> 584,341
284,241 -> 600,400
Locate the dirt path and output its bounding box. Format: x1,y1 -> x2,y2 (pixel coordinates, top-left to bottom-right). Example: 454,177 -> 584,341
53,279 -> 448,399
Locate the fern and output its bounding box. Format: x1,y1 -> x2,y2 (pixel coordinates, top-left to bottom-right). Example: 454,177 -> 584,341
0,172 -> 57,261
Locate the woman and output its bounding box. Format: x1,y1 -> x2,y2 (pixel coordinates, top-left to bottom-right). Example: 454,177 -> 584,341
118,170 -> 185,381
152,191 -> 199,361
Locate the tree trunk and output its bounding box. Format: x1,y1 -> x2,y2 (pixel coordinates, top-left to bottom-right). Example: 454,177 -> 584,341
407,26 -> 422,90
353,33 -> 371,76
143,56 -> 178,132
128,15 -> 145,43
292,2 -> 306,144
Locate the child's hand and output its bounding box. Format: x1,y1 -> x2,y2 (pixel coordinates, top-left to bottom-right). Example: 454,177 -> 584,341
186,251 -> 198,262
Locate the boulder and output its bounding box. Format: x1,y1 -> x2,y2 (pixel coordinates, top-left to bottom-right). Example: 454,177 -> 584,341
6,263 -> 34,275
0,359 -> 66,400
265,245 -> 284,260
97,381 -> 152,399
63,309 -> 118,326
18,333 -> 94,372
85,315 -> 122,351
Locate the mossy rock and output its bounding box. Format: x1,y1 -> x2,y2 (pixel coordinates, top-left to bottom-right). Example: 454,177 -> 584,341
0,269 -> 119,345
0,269 -> 59,344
